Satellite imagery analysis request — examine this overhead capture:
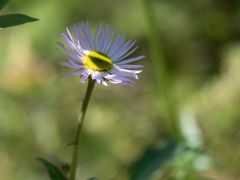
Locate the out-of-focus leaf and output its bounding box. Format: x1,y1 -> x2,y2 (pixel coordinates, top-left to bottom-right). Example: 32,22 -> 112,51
0,0 -> 10,10
0,14 -> 38,28
129,141 -> 178,180
87,177 -> 98,180
36,157 -> 67,180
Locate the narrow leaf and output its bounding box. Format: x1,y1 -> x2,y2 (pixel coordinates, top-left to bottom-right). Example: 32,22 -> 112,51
36,157 -> 67,180
0,14 -> 38,28
0,0 -> 10,10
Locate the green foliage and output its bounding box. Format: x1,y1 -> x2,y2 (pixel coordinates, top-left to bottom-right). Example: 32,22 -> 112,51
0,0 -> 38,28
0,14 -> 38,28
129,141 -> 177,180
1,0 -> 240,179
86,177 -> 98,180
36,158 -> 67,180
129,140 -> 211,180
0,0 -> 10,10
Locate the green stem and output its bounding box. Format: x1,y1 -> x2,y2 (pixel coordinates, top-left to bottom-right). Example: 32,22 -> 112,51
141,0 -> 182,140
69,78 -> 96,180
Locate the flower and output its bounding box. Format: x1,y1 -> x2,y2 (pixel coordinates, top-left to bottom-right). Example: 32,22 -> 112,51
58,22 -> 144,86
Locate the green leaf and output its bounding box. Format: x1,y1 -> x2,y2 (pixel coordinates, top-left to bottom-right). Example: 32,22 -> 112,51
129,141 -> 178,180
0,14 -> 38,28
87,177 -> 98,180
36,157 -> 67,180
0,0 -> 10,10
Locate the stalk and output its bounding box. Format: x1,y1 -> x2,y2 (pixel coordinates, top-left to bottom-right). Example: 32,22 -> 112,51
69,78 -> 96,180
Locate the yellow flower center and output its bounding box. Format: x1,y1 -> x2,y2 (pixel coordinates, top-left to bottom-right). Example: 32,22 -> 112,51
83,51 -> 113,71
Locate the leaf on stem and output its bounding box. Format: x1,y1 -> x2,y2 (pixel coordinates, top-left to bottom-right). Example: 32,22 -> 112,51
0,14 -> 38,28
36,157 -> 67,180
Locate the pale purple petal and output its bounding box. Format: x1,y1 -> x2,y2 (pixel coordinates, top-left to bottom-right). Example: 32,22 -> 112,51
58,21 -> 144,86
60,61 -> 83,69
117,64 -> 144,69
101,25 -> 111,52
57,42 -> 82,61
94,23 -> 102,50
114,46 -> 138,62
111,40 -> 136,60
116,55 -> 145,65
108,34 -> 126,57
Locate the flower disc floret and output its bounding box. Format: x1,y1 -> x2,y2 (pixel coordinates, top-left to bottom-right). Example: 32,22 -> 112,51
83,51 -> 113,72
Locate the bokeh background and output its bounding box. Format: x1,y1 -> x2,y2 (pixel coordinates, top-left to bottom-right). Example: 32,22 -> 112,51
1,0 -> 240,179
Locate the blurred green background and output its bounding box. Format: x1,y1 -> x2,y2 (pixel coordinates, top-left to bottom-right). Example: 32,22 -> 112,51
1,0 -> 240,179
